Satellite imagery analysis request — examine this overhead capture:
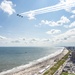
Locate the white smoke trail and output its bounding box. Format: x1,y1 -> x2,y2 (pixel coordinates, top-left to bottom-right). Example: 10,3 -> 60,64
20,0 -> 75,20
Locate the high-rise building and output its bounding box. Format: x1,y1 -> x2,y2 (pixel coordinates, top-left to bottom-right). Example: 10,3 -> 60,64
71,51 -> 75,63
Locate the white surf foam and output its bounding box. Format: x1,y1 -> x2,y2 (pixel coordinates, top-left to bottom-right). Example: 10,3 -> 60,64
0,47 -> 64,75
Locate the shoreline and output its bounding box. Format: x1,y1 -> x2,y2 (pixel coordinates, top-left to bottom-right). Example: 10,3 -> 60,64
0,47 -> 68,75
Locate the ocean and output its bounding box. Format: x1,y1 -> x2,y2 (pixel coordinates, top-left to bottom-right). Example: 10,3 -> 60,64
0,47 -> 62,72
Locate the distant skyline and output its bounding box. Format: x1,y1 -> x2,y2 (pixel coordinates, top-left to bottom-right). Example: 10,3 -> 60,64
0,0 -> 75,47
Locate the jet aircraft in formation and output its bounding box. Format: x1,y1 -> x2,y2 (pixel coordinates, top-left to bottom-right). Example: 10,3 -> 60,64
17,14 -> 23,18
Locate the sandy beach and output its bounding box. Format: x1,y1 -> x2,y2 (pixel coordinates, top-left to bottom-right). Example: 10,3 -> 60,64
0,48 -> 68,75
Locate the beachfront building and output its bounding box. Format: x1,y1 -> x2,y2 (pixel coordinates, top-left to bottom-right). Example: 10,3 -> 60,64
71,51 -> 75,63
61,49 -> 75,75
66,47 -> 75,51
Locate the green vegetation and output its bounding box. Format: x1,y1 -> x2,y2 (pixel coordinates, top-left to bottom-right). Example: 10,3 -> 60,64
61,72 -> 75,75
61,72 -> 68,75
43,51 -> 70,75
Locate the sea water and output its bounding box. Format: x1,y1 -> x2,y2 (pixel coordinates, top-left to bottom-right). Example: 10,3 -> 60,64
0,47 -> 63,72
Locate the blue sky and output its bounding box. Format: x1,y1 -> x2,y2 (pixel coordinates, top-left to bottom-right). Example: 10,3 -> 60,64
0,0 -> 75,47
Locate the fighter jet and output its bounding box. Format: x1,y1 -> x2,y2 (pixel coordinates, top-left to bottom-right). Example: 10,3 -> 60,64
17,14 -> 23,18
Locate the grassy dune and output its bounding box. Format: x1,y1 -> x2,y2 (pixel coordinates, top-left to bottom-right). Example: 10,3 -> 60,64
61,72 -> 75,75
43,51 -> 70,75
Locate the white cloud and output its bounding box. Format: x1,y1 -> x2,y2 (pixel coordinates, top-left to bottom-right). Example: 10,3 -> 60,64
64,21 -> 75,28
37,16 -> 70,27
11,40 -> 20,43
42,39 -> 50,42
52,28 -> 75,45
67,36 -> 75,43
0,30 -> 75,46
0,0 -> 16,15
46,29 -> 61,35
20,0 -> 75,19
69,21 -> 75,28
0,36 -> 51,47
0,36 -> 7,40
72,10 -> 75,14
70,15 -> 75,18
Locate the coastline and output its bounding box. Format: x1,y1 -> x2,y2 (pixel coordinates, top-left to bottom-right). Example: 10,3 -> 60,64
0,47 -> 68,75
